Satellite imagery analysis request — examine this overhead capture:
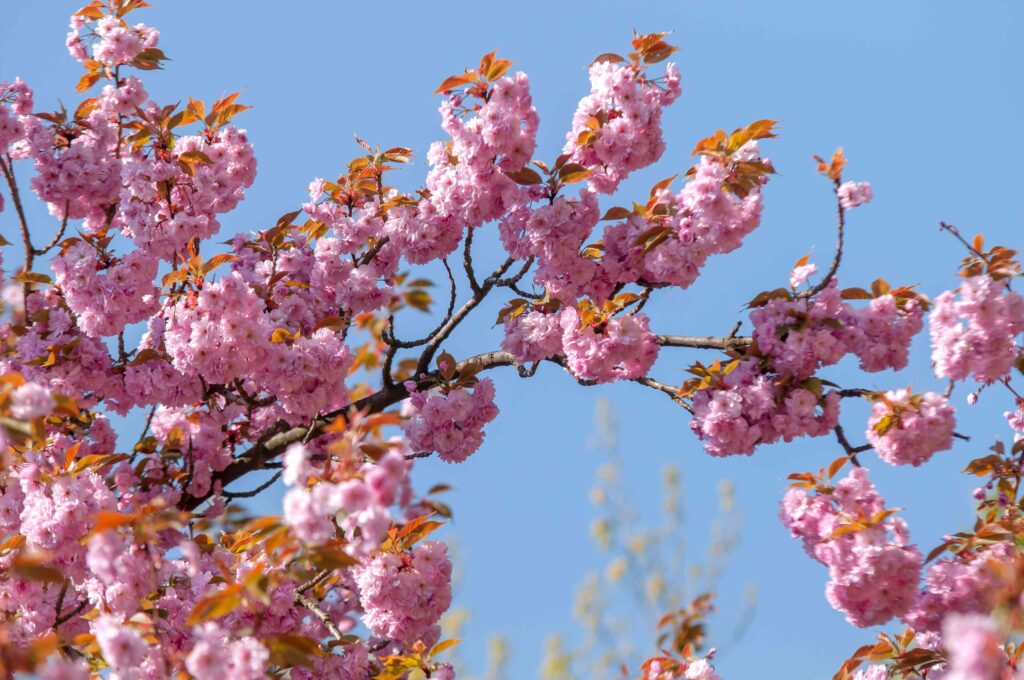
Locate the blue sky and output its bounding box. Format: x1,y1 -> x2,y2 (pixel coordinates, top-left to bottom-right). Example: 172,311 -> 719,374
3,2 -> 1024,678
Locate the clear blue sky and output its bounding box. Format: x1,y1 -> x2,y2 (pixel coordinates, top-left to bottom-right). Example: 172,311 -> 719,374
3,2 -> 1023,678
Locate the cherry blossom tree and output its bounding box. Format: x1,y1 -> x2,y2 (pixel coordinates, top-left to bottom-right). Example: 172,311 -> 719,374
0,2 -> 1022,678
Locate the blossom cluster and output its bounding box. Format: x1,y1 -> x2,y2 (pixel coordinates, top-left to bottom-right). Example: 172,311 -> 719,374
691,281 -> 924,457
779,467 -> 922,627
603,151 -> 766,291
929,273 -> 1024,383
51,240 -> 159,338
501,309 -> 564,363
401,379 -> 500,463
563,60 -> 682,194
751,283 -> 922,380
67,14 -> 160,67
865,389 -> 956,467
690,359 -> 841,457
560,307 -> 659,383
352,541 -> 453,646
902,543 -> 1014,634
283,443 -> 411,555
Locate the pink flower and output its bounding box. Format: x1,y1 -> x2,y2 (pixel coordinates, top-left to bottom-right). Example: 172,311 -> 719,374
10,382 -> 54,419
352,541 -> 453,645
930,274 -> 1024,383
941,613 -> 1005,680
561,308 -> 658,383
790,262 -> 818,289
837,181 -> 873,209
93,616 -> 148,671
780,468 -> 922,627
401,379 -> 499,463
866,390 -> 955,466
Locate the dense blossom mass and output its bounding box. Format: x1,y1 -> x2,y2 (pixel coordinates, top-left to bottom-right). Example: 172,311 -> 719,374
0,3 -> 1021,679
780,467 -> 922,627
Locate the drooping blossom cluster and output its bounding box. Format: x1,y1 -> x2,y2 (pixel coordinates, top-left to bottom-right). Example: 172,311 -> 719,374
902,543 -> 1014,634
119,125 -> 258,259
401,379 -> 499,463
690,358 -> 841,457
691,279 -> 926,457
929,273 -> 1024,383
163,270 -> 352,421
837,181 -> 873,209
938,613 -> 1007,680
850,293 -> 925,372
780,467 -> 922,627
283,443 -> 411,555
27,97 -> 121,224
501,309 -> 564,363
352,540 -> 453,646
560,307 -> 658,383
865,389 -> 956,467
499,189 -> 605,301
51,240 -> 159,338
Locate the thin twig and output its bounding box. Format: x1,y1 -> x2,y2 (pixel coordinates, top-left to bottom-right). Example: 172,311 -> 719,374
938,222 -> 985,260
632,376 -> 692,413
297,569 -> 334,595
295,592 -> 346,641
802,178 -> 845,298
834,424 -> 870,467
405,450 -> 433,460
463,229 -> 480,295
495,256 -> 534,288
416,257 -> 515,375
507,281 -> 543,300
358,235 -> 390,266
54,599 -> 89,628
52,580 -> 69,631
34,204 -> 70,256
630,286 -> 654,315
222,471 -> 282,499
385,258 -> 457,350
0,155 -> 34,272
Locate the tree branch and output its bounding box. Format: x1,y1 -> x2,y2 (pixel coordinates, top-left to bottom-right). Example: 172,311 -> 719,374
384,258 -> 457,350
0,155 -> 34,273
34,204 -> 70,257
415,256 -> 514,375
802,178 -> 845,298
295,592 -> 346,642
358,235 -> 390,266
179,351 -> 517,511
833,423 -> 870,467
222,470 -> 282,499
657,335 -> 752,351
463,228 -> 480,295
181,344 -> 693,511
